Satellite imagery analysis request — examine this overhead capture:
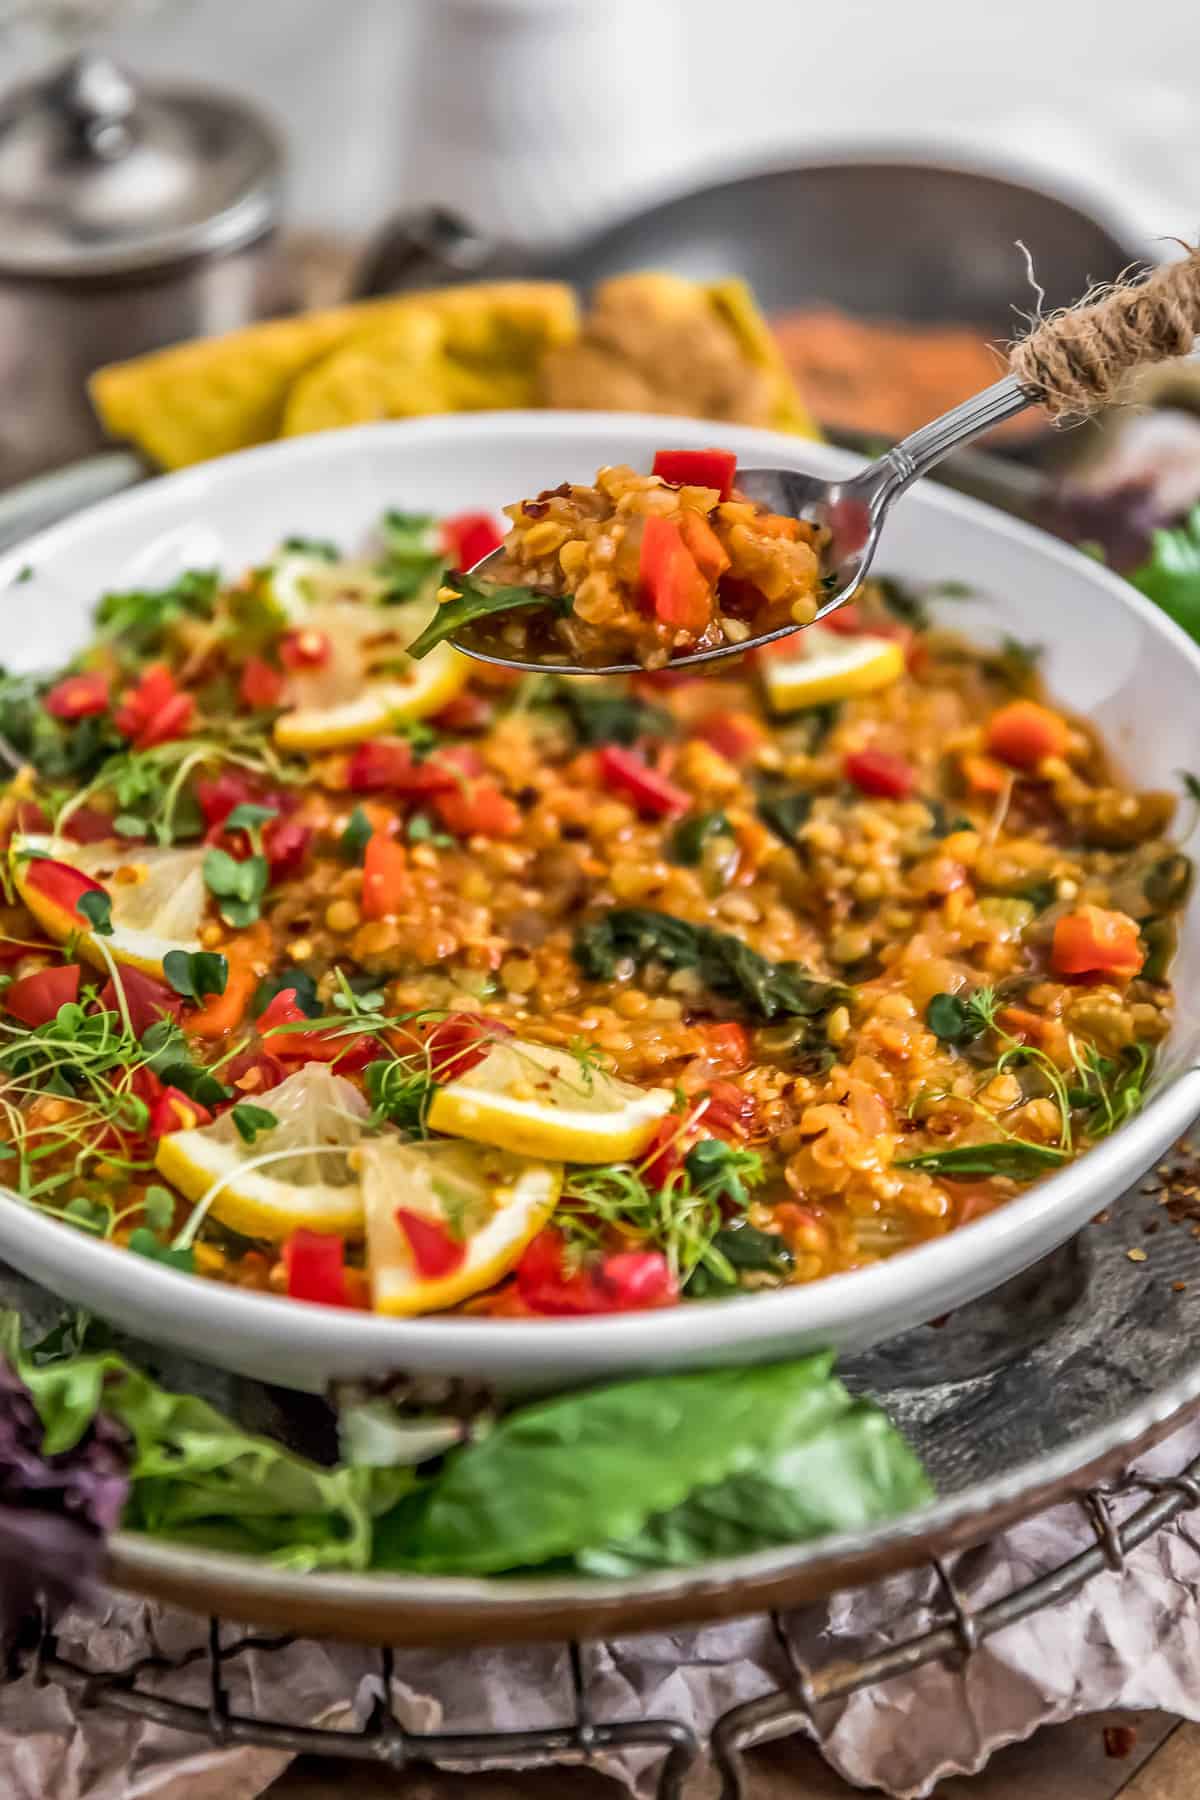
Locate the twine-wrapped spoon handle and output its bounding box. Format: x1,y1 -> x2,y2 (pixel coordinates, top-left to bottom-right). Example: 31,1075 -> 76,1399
1010,246 -> 1200,419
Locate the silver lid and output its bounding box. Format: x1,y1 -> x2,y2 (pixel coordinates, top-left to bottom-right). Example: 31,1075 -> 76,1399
0,52 -> 283,280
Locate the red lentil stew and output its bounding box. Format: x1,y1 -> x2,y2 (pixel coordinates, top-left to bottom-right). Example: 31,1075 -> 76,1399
0,481 -> 1187,1319
419,451 -> 825,669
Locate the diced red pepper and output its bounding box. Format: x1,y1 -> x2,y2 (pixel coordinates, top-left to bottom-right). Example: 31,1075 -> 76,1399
985,700 -> 1071,771
677,510 -> 731,582
703,1022 -> 751,1070
62,805 -> 123,844
128,1064 -> 165,1110
1052,906 -> 1145,981
844,747 -> 916,800
263,818 -> 311,882
691,710 -> 766,762
114,663 -> 194,750
960,752 -> 1008,796
347,738 -> 484,795
639,1115 -> 695,1190
148,1086 -> 214,1137
361,833 -> 409,919
99,966 -> 182,1036
43,672 -> 110,721
239,655 -> 285,711
258,987 -> 372,1068
137,689 -> 195,750
279,627 -> 331,672
440,512 -> 505,573
4,963 -> 81,1026
597,745 -> 690,818
196,770 -> 263,831
651,447 -> 738,500
431,689 -> 493,732
433,779 -> 522,839
282,1228 -> 346,1307
516,1227 -> 678,1315
639,516 -> 712,634
424,1012 -> 512,1082
394,1207 -> 467,1279
705,1080 -> 758,1139
22,856 -> 108,927
222,1047 -> 287,1097
189,931 -> 267,1042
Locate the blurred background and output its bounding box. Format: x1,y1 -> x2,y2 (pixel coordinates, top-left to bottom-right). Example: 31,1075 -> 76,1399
1,0 -> 1195,247
2,0 -> 1200,555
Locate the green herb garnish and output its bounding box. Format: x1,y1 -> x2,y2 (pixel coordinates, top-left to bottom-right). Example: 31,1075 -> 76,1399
897,1140 -> 1069,1178
341,807 -> 374,859
203,846 -> 269,927
76,889 -> 113,936
162,949 -> 229,1003
231,1103 -> 279,1145
406,573 -> 549,659
670,810 -> 733,866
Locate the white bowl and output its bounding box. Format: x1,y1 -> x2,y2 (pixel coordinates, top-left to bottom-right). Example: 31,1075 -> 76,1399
0,412 -> 1197,1392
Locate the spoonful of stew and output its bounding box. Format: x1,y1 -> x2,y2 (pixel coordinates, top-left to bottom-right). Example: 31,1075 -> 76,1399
408,250 -> 1200,676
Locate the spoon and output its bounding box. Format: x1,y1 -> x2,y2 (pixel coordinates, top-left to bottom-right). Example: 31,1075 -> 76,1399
453,374 -> 1030,676
445,246 -> 1200,676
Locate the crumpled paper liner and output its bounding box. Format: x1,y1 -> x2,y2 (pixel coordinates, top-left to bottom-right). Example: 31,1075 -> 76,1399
4,1419 -> 1199,1799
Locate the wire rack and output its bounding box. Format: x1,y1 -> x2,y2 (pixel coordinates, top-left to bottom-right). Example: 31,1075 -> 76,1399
9,1447 -> 1199,1799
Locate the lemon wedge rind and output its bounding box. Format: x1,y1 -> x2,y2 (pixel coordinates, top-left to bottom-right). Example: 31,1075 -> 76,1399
361,1138 -> 561,1316
761,628 -> 905,714
427,1038 -> 674,1164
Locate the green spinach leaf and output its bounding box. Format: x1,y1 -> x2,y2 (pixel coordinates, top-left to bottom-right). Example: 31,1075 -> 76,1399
896,1140 -> 1069,1179
573,908 -> 849,1024
406,573 -> 550,659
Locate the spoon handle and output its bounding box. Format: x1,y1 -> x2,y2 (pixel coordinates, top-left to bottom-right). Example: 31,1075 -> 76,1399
871,375 -> 1031,498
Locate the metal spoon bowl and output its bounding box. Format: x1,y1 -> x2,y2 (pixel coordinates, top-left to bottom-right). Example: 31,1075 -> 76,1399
450,373 -> 1032,677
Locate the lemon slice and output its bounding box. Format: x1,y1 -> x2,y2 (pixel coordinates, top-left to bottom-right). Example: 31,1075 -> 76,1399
761,627 -> 905,714
258,550 -> 389,623
274,594 -> 467,751
427,1037 -> 674,1163
361,1137 -> 560,1315
13,834 -> 207,978
156,1065 -> 374,1240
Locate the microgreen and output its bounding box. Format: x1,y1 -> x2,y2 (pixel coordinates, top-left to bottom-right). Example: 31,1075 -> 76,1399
224,802 -> 278,834
231,1103 -> 278,1145
162,949 -> 229,1003
341,807 -> 374,859
127,1227 -> 194,1272
203,846 -> 269,927
925,987 -> 998,1046
559,1130 -> 767,1286
142,1186 -> 175,1232
76,889 -> 113,937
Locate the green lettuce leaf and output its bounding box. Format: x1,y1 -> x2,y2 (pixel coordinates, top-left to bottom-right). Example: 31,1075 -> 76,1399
377,1354 -> 929,1575
577,1397 -> 932,1574
1129,506 -> 1200,641
0,1315 -> 410,1571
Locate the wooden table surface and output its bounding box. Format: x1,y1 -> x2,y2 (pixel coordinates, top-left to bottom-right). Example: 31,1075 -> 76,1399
268,1713 -> 1200,1798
